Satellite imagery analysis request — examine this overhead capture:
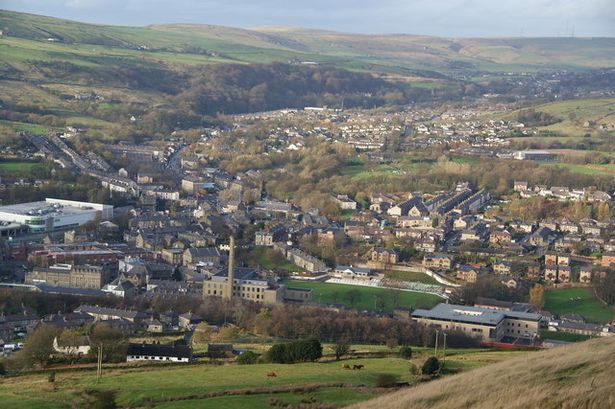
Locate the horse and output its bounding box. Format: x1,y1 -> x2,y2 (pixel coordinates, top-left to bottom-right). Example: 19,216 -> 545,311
266,371 -> 277,377
352,364 -> 364,370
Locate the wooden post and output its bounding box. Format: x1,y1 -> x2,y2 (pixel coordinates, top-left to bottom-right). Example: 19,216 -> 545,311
434,330 -> 439,357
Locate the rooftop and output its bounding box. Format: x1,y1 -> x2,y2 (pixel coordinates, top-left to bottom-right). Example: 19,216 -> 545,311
412,303 -> 541,326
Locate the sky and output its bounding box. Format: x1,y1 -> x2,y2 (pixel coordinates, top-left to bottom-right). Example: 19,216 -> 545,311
2,0 -> 614,37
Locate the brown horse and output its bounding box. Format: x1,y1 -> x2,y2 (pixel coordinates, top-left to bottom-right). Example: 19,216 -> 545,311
266,371 -> 277,377
342,364 -> 351,369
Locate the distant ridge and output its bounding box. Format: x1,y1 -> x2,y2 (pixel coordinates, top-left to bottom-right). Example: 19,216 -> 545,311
1,8 -> 615,73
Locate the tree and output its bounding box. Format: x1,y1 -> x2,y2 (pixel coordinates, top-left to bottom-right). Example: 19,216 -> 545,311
333,339 -> 350,361
399,346 -> 413,360
236,350 -> 258,365
529,284 -> 545,309
253,308 -> 272,336
267,339 -> 322,364
14,325 -> 60,368
89,324 -> 127,363
193,322 -> 213,344
421,356 -> 441,375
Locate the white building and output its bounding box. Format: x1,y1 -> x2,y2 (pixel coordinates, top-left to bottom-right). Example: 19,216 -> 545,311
0,198 -> 113,233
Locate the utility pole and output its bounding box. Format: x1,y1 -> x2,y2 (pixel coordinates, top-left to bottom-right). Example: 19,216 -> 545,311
96,343 -> 103,383
434,330 -> 439,357
442,332 -> 447,366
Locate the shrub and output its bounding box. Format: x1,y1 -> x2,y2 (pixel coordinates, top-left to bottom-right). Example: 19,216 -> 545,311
0,360 -> 5,376
408,362 -> 419,376
236,350 -> 258,365
267,339 -> 322,364
48,371 -> 56,383
421,356 -> 441,375
375,373 -> 399,388
399,346 -> 413,360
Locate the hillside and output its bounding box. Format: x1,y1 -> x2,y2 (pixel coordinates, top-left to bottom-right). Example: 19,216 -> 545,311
350,336 -> 615,409
2,9 -> 615,77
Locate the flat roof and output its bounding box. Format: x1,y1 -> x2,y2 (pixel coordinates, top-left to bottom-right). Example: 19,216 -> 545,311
412,303 -> 541,326
0,200 -> 99,217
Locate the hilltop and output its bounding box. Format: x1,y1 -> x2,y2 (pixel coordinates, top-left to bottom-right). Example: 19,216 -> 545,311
350,336 -> 615,409
2,9 -> 615,77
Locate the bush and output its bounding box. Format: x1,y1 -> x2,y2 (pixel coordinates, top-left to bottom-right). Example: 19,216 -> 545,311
236,350 -> 258,365
0,360 -> 5,376
421,356 -> 441,375
408,362 -> 419,376
375,373 -> 400,388
267,339 -> 322,364
399,346 -> 412,360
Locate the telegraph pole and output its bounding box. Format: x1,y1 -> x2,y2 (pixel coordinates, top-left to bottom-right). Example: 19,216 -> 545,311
442,332 -> 447,366
96,343 -> 103,383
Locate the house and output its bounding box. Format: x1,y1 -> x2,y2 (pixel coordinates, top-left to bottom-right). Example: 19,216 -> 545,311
544,265 -> 559,282
545,252 -> 570,266
102,278 -> 137,298
334,265 -> 372,279
601,252 -> 615,268
456,265 -> 481,283
501,276 -> 520,289
255,225 -> 287,247
52,335 -> 91,355
493,260 -> 512,275
558,266 -> 572,283
371,247 -> 398,264
423,254 -> 453,270
513,181 -> 528,192
334,194 -> 357,210
490,230 -> 512,246
579,267 -> 592,284
179,312 -> 202,329
183,247 -> 221,267
143,318 -> 164,333
126,343 -> 192,363
161,248 -> 184,265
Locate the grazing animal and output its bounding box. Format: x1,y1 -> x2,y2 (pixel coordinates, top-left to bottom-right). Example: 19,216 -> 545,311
266,371 -> 277,377
342,364 -> 351,369
352,364 -> 364,370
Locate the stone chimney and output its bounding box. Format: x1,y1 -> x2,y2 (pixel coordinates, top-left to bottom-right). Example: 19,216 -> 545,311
225,236 -> 235,300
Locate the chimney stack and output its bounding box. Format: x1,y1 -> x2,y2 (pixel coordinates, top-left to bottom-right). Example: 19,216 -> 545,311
226,236 -> 235,300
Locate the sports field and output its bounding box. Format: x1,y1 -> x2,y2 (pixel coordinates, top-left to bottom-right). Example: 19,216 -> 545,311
544,287 -> 615,323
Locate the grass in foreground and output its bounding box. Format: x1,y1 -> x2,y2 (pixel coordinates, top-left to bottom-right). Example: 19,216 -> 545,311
0,348 -> 526,409
283,279 -> 442,312
544,287 -> 615,323
350,335 -> 615,409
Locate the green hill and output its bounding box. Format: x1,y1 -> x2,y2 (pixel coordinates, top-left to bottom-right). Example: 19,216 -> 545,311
2,9 -> 615,76
350,336 -> 615,409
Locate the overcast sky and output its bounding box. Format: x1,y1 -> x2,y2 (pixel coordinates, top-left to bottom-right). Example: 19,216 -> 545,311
2,0 -> 614,37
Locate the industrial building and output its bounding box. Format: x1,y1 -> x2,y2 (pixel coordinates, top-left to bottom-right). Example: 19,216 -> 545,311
0,198 -> 113,234
412,303 -> 542,344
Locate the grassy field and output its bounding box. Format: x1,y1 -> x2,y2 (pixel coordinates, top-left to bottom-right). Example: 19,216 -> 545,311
539,330 -> 594,343
0,120 -> 49,135
284,279 -> 442,311
350,336 -> 615,409
0,160 -> 47,175
544,287 -> 615,323
0,348 -> 527,409
544,162 -> 615,178
504,98 -> 615,138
